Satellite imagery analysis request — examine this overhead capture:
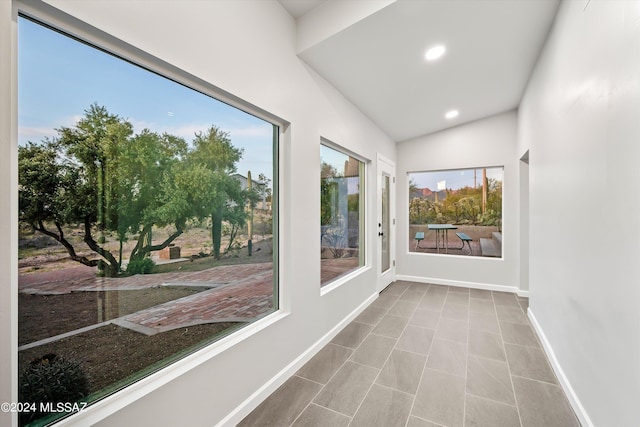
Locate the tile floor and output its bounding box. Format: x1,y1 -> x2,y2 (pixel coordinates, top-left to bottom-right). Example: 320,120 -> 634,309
239,281 -> 580,427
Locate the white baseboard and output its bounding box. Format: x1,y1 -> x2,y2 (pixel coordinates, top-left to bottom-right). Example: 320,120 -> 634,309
396,274 -> 526,296
218,292 -> 379,426
528,309 -> 594,427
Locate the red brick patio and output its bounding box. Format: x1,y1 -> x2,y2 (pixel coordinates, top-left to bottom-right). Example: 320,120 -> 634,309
20,262 -> 274,336
19,258 -> 359,339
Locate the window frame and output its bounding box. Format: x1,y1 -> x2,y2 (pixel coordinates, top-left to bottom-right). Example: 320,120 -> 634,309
14,4 -> 289,425
407,165 -> 504,259
319,139 -> 368,292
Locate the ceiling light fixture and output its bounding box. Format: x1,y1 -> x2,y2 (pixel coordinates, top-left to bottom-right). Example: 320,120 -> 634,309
445,110 -> 459,119
425,45 -> 446,61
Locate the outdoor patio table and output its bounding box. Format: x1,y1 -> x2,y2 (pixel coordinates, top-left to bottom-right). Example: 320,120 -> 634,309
427,224 -> 458,253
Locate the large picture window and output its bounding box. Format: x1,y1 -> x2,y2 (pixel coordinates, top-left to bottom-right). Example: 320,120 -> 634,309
408,167 -> 503,258
320,144 -> 365,286
18,17 -> 278,425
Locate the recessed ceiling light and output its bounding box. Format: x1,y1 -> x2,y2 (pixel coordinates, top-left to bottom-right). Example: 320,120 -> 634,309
425,45 -> 446,61
445,110 -> 459,119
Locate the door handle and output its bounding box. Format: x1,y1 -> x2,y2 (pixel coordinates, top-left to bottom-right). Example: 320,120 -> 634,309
378,232 -> 384,236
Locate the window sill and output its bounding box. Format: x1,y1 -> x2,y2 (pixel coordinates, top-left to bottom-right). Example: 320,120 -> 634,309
407,251 -> 504,261
320,265 -> 370,296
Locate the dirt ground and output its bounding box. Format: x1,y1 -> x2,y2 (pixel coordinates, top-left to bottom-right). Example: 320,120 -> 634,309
153,237 -> 274,273
18,323 -> 241,395
18,233 -> 275,420
19,219 -> 273,275
19,287 -> 204,346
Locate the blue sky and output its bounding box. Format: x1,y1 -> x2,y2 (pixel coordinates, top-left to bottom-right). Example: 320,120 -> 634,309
320,145 -> 351,175
409,167 -> 503,191
18,17 -> 274,184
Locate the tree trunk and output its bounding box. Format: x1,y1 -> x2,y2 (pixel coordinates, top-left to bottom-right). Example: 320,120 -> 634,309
129,224 -> 183,263
34,221 -> 100,268
212,210 -> 223,259
118,236 -> 124,270
226,223 -> 239,252
34,220 -> 119,276
83,219 -> 120,276
129,224 -> 151,262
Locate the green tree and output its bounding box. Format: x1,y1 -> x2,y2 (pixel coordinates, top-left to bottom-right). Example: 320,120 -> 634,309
122,130 -> 191,265
20,105 -> 254,271
19,104 -> 197,276
31,104 -> 134,276
19,141 -> 94,266
187,126 -> 250,259
225,182 -> 260,253
320,162 -> 338,226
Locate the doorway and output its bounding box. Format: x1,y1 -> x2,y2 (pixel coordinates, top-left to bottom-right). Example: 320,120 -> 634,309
377,155 -> 396,292
519,150 -> 530,292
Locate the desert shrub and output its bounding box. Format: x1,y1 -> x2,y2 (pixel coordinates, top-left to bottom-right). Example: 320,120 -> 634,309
258,216 -> 273,237
477,209 -> 501,227
225,241 -> 242,258
126,257 -> 155,275
19,353 -> 89,425
323,229 -> 346,258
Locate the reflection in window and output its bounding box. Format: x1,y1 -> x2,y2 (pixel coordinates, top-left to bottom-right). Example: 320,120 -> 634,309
18,17 -> 278,425
408,167 -> 503,258
320,144 -> 365,286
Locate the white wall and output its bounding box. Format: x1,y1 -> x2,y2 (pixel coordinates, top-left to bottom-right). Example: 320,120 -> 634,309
1,1 -> 396,426
396,111 -> 520,292
519,0 -> 640,425
518,153 -> 529,292
296,0 -> 396,53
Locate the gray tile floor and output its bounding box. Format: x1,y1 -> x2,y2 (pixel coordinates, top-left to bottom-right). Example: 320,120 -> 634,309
239,281 -> 580,427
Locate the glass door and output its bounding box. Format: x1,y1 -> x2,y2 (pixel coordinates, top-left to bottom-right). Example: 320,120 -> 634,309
377,155 -> 395,292
381,174 -> 390,273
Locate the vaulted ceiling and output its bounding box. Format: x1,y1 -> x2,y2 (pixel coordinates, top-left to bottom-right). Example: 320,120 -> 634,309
278,0 -> 559,142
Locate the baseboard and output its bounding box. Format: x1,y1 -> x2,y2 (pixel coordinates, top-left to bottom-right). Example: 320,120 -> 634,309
217,292 -> 379,426
396,274 -> 522,295
528,308 -> 594,427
